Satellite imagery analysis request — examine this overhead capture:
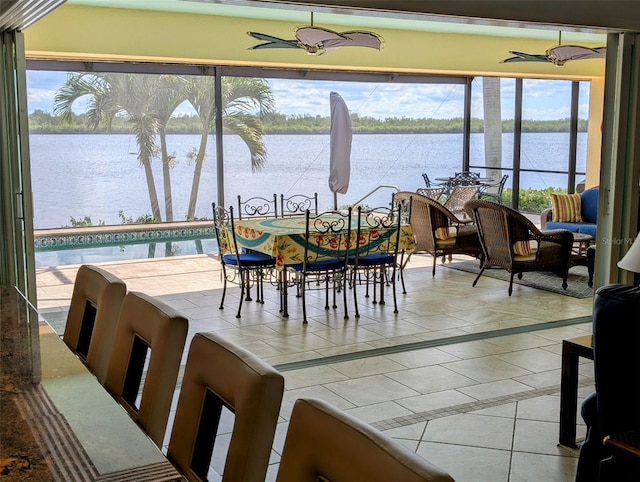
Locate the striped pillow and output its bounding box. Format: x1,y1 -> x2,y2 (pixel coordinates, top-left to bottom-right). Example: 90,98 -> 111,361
435,226 -> 458,240
550,193 -> 582,223
513,240 -> 532,256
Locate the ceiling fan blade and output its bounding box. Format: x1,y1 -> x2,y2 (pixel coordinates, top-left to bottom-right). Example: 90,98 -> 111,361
341,31 -> 384,50
247,31 -> 300,50
295,26 -> 346,46
547,45 -> 607,63
501,51 -> 550,63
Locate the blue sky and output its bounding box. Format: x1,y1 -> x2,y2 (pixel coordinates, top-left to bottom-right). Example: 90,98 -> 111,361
26,70 -> 590,121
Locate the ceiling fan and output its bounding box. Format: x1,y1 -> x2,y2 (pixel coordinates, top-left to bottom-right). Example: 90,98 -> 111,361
502,32 -> 606,66
247,12 -> 384,56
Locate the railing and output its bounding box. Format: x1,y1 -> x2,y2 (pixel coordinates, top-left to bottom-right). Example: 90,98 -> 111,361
351,185 -> 399,208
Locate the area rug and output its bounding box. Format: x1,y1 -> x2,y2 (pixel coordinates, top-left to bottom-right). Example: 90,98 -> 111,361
445,260 -> 594,298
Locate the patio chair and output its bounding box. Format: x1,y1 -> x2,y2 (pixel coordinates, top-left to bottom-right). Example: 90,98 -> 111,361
452,171 -> 481,185
348,203 -> 404,317
478,174 -> 509,204
283,208 -> 352,324
237,193 -> 278,219
103,291 -> 188,448
167,332 -> 284,482
422,172 -> 434,187
212,203 -> 276,318
392,191 -> 482,277
442,184 -> 481,221
280,192 -> 318,217
275,398 -> 454,482
416,187 -> 445,201
62,264 -> 127,385
464,199 -> 574,296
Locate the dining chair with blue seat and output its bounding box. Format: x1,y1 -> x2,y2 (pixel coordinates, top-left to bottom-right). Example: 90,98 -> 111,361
348,203 -> 404,317
283,208 -> 353,324
212,203 -> 277,318
237,193 -> 278,219
280,192 -> 318,217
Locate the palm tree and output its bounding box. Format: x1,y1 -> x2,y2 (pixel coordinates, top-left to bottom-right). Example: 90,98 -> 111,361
54,73 -> 164,222
55,73 -> 274,223
183,76 -> 274,220
152,75 -> 187,222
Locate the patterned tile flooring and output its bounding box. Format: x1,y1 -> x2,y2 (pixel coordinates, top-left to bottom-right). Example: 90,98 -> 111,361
36,253 -> 595,481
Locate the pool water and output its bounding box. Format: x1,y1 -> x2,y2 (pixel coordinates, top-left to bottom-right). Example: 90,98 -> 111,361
35,239 -> 218,268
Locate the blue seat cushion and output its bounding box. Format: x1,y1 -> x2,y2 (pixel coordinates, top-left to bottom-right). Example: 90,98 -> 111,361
348,253 -> 395,267
546,221 -> 597,238
222,252 -> 274,267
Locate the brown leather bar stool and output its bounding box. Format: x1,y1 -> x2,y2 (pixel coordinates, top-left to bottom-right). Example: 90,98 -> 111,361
62,264 -> 126,385
103,291 -> 188,448
275,398 -> 454,482
167,332 -> 284,482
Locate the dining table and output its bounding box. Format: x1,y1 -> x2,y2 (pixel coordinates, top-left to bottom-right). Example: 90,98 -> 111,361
228,214 -> 416,316
231,215 -> 416,270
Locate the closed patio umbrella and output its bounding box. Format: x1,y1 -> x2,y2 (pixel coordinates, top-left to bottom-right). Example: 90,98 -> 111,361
329,91 -> 352,209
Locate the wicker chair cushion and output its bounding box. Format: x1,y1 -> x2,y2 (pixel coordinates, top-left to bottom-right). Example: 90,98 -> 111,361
551,193 -> 583,222
512,239 -> 540,256
435,226 -> 457,240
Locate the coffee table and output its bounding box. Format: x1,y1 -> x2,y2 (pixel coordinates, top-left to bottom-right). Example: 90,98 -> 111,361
570,233 -> 595,287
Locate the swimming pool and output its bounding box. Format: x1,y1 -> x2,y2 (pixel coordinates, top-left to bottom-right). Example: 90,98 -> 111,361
34,221 -> 218,267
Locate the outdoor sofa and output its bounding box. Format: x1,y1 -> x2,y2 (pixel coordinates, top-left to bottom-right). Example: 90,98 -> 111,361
540,186 -> 599,238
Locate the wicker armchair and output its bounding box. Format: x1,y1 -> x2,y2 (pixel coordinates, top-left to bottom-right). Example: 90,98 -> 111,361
443,185 -> 480,220
416,187 -> 445,201
393,191 -> 482,276
464,199 -> 574,295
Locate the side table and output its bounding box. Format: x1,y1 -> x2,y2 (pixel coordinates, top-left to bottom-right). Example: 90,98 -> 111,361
559,335 -> 594,448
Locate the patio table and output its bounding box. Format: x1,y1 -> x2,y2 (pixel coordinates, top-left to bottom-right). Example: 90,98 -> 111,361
230,215 -> 415,317
231,215 -> 416,270
434,176 -> 496,186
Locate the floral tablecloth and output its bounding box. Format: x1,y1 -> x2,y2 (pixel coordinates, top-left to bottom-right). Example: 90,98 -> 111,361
228,216 -> 415,270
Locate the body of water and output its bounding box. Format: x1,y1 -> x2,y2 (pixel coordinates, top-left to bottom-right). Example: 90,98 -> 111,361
29,132 -> 587,266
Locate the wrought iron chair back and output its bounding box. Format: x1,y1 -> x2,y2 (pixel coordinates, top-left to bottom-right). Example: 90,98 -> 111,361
237,194 -> 278,219
478,174 -> 509,204
280,192 -> 318,217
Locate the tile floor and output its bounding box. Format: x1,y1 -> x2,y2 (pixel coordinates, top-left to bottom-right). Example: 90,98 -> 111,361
36,252 -> 595,482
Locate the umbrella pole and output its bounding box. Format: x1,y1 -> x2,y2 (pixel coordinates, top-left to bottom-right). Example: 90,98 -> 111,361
334,192 -> 338,210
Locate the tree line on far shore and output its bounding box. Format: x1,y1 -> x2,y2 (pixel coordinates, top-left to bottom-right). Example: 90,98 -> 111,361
28,109 -> 588,135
